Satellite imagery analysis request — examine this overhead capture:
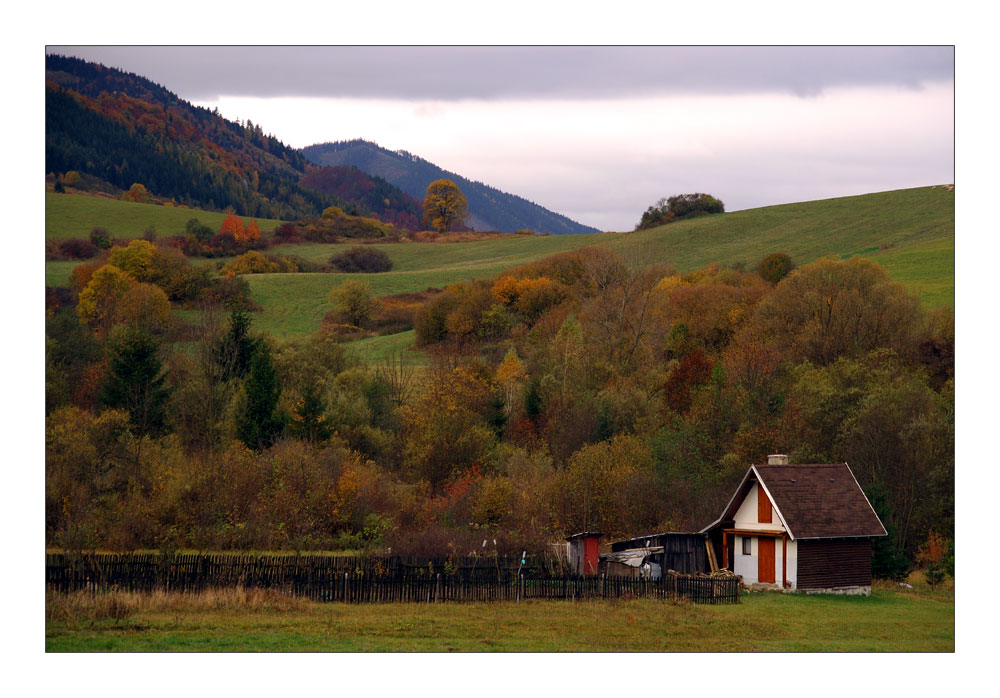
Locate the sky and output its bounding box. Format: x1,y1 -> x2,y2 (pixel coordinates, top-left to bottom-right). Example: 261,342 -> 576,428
47,46 -> 953,231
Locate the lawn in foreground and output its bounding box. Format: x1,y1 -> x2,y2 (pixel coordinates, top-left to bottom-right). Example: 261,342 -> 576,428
46,584 -> 953,652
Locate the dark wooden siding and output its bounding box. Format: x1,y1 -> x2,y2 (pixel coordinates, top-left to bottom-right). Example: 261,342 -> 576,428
610,534 -> 709,575
796,539 -> 873,589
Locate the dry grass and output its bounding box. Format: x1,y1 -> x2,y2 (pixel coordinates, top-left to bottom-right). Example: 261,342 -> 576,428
46,587 -> 312,623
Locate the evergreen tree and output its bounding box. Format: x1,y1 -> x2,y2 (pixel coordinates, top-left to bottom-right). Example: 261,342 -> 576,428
236,344 -> 283,450
214,311 -> 259,381
102,327 -> 170,436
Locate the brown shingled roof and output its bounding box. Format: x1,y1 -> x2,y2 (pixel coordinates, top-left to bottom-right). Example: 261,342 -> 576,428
756,463 -> 886,539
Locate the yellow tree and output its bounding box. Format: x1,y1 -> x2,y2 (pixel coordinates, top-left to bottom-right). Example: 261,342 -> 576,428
422,179 -> 468,233
495,348 -> 526,416
77,265 -> 136,335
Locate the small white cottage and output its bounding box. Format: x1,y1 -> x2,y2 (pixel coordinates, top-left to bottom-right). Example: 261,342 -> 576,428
701,455 -> 887,593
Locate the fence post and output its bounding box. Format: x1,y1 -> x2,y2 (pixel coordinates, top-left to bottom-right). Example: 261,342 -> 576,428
436,573 -> 442,603
601,573 -> 606,599
343,572 -> 348,603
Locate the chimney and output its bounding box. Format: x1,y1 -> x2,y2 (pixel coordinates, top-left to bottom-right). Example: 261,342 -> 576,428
767,454 -> 789,465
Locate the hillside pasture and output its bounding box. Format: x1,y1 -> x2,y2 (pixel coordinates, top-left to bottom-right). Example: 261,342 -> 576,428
45,187 -> 955,341
45,193 -> 286,241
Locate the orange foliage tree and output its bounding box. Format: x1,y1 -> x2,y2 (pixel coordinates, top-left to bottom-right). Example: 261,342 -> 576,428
219,214 -> 245,239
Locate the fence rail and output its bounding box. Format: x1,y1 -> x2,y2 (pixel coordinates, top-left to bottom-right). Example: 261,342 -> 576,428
45,553 -> 739,605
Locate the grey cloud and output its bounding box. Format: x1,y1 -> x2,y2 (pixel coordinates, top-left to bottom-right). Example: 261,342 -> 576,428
46,46 -> 953,101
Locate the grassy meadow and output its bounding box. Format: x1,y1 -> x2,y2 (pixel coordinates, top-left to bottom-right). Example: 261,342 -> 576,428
45,186 -> 954,342
45,581 -> 953,652
45,192 -> 285,241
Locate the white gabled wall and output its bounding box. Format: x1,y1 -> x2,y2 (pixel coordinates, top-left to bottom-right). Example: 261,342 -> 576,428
730,482 -> 796,588
733,535 -> 797,588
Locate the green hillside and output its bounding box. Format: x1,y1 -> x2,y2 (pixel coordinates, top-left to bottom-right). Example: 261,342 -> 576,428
46,186 -> 954,341
249,186 -> 953,338
45,192 -> 286,240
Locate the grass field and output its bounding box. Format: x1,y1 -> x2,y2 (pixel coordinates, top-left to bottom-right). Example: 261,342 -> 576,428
45,581 -> 953,652
45,192 -> 286,240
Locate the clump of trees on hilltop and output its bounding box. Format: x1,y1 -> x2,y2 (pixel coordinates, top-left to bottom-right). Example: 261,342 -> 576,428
635,193 -> 725,230
45,244 -> 952,581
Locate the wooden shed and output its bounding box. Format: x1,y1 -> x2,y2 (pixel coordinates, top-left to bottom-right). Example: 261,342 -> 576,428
566,532 -> 604,576
701,455 -> 887,592
602,532 -> 710,579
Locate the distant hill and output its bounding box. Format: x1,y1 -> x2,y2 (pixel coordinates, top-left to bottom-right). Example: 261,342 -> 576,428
44,55 -> 419,225
301,140 -> 601,235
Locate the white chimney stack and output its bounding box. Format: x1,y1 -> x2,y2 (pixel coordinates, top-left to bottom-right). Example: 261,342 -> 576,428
768,454 -> 790,465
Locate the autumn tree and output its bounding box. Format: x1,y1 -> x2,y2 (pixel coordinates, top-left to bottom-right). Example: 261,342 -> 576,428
219,214 -> 245,239
114,282 -> 172,335
330,279 -> 376,328
399,362 -> 497,489
288,383 -> 332,443
757,253 -> 794,285
749,257 -> 922,365
241,219 -> 261,243
422,179 -> 468,233
108,239 -> 156,281
634,198 -> 675,230
577,250 -> 668,374
495,348 -> 526,416
121,182 -> 152,203
77,265 -> 135,335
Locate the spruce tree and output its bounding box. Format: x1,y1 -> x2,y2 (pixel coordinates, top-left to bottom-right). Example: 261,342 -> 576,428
236,344 -> 283,450
102,326 -> 170,436
214,310 -> 259,381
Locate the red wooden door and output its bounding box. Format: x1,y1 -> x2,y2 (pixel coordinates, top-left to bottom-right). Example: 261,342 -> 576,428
758,537 -> 776,583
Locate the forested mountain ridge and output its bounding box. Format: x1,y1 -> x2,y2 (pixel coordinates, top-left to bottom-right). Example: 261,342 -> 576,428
44,55 -> 420,227
302,140 -> 601,235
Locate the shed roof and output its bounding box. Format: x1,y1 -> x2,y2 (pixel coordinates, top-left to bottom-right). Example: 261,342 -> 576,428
701,463 -> 887,539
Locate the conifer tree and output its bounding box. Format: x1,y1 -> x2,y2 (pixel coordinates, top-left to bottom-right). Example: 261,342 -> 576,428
236,344 -> 283,450
101,326 -> 170,436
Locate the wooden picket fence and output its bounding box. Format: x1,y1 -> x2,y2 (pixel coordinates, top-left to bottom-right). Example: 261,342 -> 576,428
45,553 -> 740,605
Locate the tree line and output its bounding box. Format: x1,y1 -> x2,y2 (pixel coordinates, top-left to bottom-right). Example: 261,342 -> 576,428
45,243 -> 952,577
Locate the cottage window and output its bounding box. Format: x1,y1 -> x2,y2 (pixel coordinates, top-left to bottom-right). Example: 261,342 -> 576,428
742,537 -> 751,555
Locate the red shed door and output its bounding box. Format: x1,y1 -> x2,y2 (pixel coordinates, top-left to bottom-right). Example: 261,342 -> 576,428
583,536 -> 600,575
758,537 -> 776,583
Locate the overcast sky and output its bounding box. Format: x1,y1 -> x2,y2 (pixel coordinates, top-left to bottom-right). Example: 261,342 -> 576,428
48,46 -> 954,231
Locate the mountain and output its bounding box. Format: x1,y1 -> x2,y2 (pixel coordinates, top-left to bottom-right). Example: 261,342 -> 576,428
44,54 -> 419,226
301,140 -> 601,235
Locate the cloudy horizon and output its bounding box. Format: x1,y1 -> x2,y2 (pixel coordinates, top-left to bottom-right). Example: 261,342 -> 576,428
47,46 -> 954,231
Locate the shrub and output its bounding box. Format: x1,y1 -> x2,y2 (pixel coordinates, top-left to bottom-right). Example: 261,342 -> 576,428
329,279 -> 376,327
329,246 -> 394,273
757,253 -> 794,284
90,227 -> 112,250
59,238 -> 98,260
185,218 -> 214,243
201,275 -> 260,310
221,251 -> 298,277
274,222 -> 302,242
